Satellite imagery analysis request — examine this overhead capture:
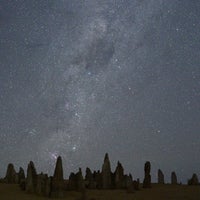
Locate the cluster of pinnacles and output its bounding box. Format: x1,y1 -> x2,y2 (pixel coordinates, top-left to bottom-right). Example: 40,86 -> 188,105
0,153 -> 199,198
157,169 -> 199,186
0,153 -> 140,198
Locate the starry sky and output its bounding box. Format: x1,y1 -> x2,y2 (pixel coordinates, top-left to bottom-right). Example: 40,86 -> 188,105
0,0 -> 200,183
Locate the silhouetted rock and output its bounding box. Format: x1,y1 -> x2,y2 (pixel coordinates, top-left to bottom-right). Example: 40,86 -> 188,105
101,153 -> 112,189
50,156 -> 64,198
18,167 -> 25,184
18,167 -> 26,190
127,177 -> 139,192
114,161 -> 124,189
4,163 -> 17,184
93,170 -> 102,189
85,167 -> 96,189
26,161 -> 37,193
67,168 -> 85,191
68,172 -> 77,190
85,167 -> 93,182
76,168 -> 85,191
158,169 -> 164,184
123,174 -> 133,188
36,173 -> 49,196
45,177 -> 51,197
36,173 -> 44,195
133,179 -> 140,191
188,173 -> 199,185
171,171 -> 177,185
143,161 -> 151,188
111,172 -> 115,189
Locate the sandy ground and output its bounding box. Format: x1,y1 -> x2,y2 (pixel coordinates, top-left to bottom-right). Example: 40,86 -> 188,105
0,183 -> 200,200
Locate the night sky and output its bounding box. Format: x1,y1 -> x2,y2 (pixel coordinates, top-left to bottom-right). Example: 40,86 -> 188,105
0,0 -> 200,183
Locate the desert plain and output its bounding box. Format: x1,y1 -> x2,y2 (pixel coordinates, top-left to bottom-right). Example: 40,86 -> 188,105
0,183 -> 199,200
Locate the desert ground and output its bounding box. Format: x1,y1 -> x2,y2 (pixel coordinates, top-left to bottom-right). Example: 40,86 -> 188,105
0,183 -> 199,200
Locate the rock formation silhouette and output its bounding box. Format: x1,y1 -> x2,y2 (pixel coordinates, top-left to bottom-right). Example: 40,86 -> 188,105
123,174 -> 133,188
93,170 -> 102,189
133,179 -> 140,190
50,156 -> 64,198
0,153 -> 160,198
85,167 -> 96,189
26,161 -> 37,193
4,163 -> 17,184
126,175 -> 139,192
101,153 -> 112,189
158,169 -> 165,184
68,172 -> 77,190
114,161 -> 124,189
143,161 -> 151,188
188,173 -> 199,185
18,167 -> 25,184
76,168 -> 85,191
35,173 -> 49,196
171,171 -> 177,185
68,168 -> 85,191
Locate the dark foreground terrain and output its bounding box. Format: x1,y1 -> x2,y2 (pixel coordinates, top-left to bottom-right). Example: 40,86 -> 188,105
0,183 -> 199,200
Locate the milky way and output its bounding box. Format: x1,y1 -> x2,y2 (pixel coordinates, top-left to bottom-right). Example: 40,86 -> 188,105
0,0 -> 200,183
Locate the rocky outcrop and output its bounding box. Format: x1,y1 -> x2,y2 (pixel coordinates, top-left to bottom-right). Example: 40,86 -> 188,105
4,163 -> 17,183
68,172 -> 77,190
158,169 -> 164,184
1,153 -> 162,197
18,167 -> 25,183
45,177 -> 52,197
67,168 -> 85,191
36,173 -> 43,195
171,171 -> 177,185
85,167 -> 96,189
143,161 -> 151,188
35,173 -> 50,196
93,170 -> 102,189
127,178 -> 140,193
114,161 -> 124,189
26,161 -> 37,193
188,173 -> 199,185
133,179 -> 140,190
76,168 -> 85,191
18,167 -> 26,189
85,167 -> 93,182
101,153 -> 112,189
50,156 -> 64,198
123,174 -> 132,188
